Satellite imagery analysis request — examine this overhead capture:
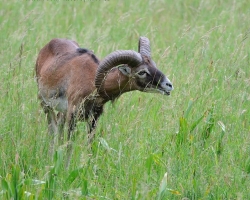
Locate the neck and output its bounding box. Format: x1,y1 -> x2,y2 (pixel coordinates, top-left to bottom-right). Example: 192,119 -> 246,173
102,68 -> 134,99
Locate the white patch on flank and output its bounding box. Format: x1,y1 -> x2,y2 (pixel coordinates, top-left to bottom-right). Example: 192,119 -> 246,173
46,97 -> 68,112
40,91 -> 68,112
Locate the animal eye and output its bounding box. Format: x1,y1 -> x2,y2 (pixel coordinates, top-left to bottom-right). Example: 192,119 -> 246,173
137,71 -> 147,76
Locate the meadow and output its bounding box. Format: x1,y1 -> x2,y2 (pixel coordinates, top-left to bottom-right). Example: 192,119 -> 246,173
0,0 -> 249,199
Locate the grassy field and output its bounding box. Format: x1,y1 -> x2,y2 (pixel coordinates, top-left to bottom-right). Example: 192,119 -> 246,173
0,0 -> 250,199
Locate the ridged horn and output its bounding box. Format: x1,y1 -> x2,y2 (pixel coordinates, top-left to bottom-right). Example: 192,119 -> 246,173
138,36 -> 151,57
95,50 -> 142,97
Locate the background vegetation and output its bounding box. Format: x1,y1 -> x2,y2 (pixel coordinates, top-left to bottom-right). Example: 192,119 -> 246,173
0,0 -> 249,199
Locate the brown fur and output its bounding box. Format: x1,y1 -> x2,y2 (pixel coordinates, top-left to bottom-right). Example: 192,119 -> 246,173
36,39 -> 135,168
36,39 -> 133,103
36,38 -> 173,168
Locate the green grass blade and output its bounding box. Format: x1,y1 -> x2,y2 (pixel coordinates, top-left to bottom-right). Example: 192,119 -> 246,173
157,172 -> 168,200
65,168 -> 84,186
184,99 -> 194,119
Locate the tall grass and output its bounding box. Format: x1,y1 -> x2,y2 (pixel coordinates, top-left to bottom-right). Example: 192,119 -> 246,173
0,0 -> 249,199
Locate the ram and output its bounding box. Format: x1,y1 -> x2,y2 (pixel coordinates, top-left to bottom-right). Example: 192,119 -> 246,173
36,37 -> 173,167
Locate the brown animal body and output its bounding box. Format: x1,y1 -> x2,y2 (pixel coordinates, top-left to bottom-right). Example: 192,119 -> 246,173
36,37 -> 173,168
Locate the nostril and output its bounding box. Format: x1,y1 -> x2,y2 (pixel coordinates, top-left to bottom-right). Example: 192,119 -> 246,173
166,83 -> 172,88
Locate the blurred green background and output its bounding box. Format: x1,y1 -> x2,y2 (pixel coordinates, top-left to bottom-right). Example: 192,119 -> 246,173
0,0 -> 249,199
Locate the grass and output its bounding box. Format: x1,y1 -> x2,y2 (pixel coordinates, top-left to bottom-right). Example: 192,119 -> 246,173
0,0 -> 250,199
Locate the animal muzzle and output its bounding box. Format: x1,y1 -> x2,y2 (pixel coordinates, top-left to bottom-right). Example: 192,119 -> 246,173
159,78 -> 173,96
143,78 -> 173,96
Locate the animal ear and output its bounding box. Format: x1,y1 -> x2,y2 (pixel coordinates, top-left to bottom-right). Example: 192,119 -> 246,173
118,65 -> 131,76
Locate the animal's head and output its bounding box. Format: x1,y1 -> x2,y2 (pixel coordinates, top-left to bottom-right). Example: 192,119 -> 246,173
95,37 -> 173,98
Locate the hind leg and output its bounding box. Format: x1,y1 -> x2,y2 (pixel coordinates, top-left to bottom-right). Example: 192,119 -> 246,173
40,100 -> 58,157
57,112 -> 66,145
65,105 -> 77,169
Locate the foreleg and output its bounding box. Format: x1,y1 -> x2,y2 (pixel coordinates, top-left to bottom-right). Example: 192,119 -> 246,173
87,107 -> 103,144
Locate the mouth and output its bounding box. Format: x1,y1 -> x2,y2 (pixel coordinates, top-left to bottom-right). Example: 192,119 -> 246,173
165,91 -> 171,96
160,89 -> 171,96
144,87 -> 171,96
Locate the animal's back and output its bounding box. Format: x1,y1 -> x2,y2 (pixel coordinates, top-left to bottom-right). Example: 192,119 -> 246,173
36,38 -> 80,76
36,38 -> 100,112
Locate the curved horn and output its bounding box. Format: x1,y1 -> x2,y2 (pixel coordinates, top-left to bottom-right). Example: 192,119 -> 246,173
138,36 -> 151,57
95,50 -> 142,97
